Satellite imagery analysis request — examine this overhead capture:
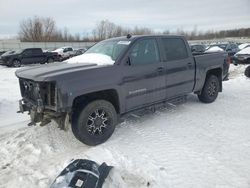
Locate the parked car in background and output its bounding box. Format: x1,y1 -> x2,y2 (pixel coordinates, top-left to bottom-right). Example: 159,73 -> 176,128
0,48 -> 60,67
52,47 -> 74,61
232,47 -> 250,65
207,43 -> 239,57
1,50 -> 16,56
238,43 -> 250,50
190,44 -> 206,54
16,35 -> 228,145
0,50 -> 7,56
0,50 -> 16,65
70,48 -> 88,57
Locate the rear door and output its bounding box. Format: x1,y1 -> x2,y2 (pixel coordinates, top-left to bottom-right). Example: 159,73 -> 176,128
122,38 -> 167,111
160,37 -> 195,98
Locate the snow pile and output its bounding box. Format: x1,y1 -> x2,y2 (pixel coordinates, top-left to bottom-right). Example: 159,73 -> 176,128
0,66 -> 29,129
65,53 -> 115,66
236,46 -> 250,55
238,43 -> 250,50
205,46 -> 224,52
0,65 -> 250,188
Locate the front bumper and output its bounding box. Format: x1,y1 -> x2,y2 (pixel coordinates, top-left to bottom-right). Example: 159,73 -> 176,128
18,98 -> 68,128
18,98 -> 44,113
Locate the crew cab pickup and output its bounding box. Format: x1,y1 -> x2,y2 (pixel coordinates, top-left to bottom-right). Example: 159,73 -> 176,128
1,48 -> 59,67
16,35 -> 228,146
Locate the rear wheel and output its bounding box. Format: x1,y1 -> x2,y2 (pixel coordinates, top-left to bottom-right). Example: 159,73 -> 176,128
198,75 -> 220,103
12,59 -> 21,67
72,100 -> 117,146
245,65 -> 250,78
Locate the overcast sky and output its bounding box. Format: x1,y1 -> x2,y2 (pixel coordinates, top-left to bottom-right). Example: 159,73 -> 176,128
0,0 -> 250,38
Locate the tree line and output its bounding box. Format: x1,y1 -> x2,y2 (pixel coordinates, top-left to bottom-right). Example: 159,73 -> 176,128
18,16 -> 250,42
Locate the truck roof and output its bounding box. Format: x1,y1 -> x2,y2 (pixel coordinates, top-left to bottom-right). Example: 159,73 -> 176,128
105,34 -> 185,42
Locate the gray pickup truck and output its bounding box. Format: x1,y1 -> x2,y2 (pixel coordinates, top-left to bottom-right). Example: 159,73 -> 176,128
16,35 -> 228,145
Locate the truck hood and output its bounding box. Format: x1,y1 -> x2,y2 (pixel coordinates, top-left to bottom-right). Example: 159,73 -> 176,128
15,62 -> 107,81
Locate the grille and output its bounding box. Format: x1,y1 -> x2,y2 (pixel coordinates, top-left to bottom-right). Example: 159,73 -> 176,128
19,79 -> 56,107
20,79 -> 39,102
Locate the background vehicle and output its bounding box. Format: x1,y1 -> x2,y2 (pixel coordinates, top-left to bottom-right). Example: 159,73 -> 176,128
233,47 -> 250,65
0,50 -> 16,64
16,35 -> 227,146
190,44 -> 206,54
0,50 -> 7,56
0,48 -> 60,67
52,47 -> 74,61
207,43 -> 239,57
238,43 -> 250,50
70,48 -> 88,57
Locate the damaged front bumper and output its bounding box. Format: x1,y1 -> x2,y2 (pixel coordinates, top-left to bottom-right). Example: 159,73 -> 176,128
18,98 -> 70,130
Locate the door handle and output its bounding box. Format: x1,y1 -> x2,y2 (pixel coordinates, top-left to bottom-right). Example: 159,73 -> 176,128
187,62 -> 193,67
123,76 -> 137,82
156,67 -> 164,73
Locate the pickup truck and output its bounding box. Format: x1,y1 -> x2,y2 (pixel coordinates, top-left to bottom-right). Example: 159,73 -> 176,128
16,35 -> 228,146
0,48 -> 59,67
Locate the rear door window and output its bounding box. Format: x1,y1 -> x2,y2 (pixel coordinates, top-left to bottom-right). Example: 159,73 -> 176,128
162,38 -> 188,61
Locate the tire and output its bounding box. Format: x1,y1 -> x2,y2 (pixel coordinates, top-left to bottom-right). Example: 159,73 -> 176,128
47,58 -> 54,63
12,59 -> 21,67
244,66 -> 250,78
198,75 -> 220,103
72,100 -> 117,146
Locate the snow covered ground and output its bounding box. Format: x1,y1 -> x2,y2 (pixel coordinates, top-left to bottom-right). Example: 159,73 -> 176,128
0,64 -> 250,188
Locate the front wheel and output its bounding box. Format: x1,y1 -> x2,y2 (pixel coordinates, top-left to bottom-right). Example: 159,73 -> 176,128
12,59 -> 21,67
47,58 -> 54,63
198,75 -> 220,103
72,100 -> 117,146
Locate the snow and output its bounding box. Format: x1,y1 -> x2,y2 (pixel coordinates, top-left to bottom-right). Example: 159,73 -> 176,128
238,43 -> 250,50
65,53 -> 115,66
205,46 -> 224,52
0,64 -> 250,188
52,48 -> 63,54
236,47 -> 250,55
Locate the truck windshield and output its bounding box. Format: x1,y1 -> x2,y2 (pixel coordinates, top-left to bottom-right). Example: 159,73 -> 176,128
85,40 -> 130,61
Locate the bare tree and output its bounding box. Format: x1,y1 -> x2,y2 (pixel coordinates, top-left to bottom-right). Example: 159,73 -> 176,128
19,16 -> 57,42
92,20 -> 155,41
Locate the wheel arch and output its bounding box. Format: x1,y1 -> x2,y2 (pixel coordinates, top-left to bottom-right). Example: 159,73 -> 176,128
72,89 -> 121,114
205,68 -> 222,92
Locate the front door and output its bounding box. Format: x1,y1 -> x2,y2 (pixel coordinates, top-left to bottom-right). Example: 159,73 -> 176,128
121,38 -> 167,111
21,49 -> 34,64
